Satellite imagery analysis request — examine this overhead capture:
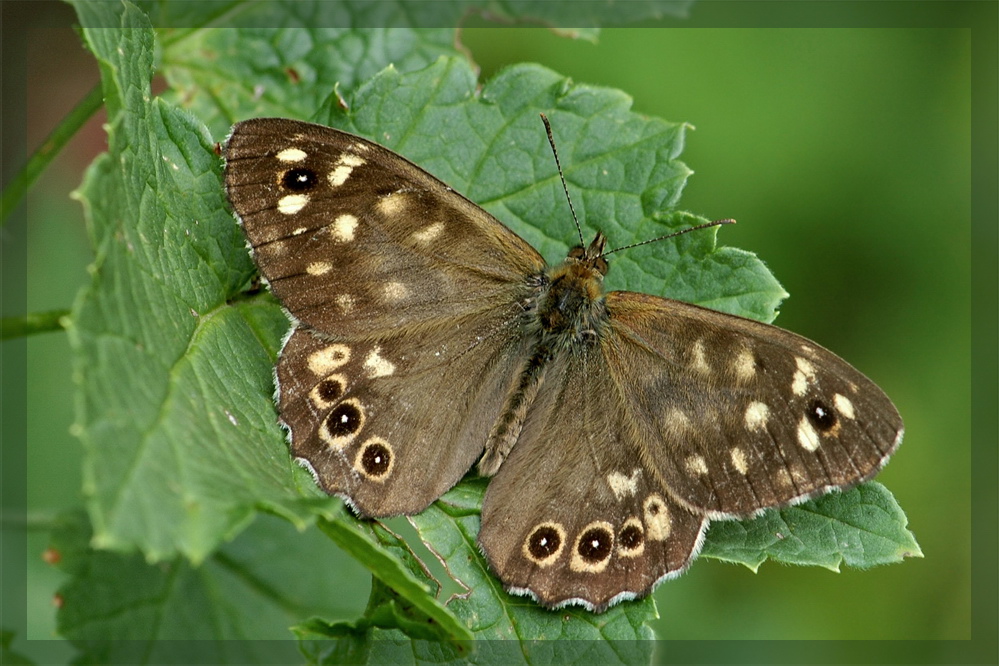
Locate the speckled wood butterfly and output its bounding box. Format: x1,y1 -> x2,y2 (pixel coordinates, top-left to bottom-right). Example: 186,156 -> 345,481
222,117 -> 903,612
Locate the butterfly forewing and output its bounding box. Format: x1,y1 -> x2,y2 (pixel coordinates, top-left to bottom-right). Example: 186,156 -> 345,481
224,118 -> 545,338
603,291 -> 903,517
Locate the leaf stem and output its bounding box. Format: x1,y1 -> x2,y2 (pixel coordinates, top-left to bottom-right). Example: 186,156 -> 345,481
1,309 -> 70,340
0,84 -> 104,227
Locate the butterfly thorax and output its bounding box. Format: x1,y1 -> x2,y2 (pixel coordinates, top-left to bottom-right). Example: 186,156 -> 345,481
533,232 -> 609,343
536,257 -> 608,344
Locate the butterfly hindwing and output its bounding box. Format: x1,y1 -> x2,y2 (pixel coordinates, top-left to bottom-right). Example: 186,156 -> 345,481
480,342 -> 708,610
277,319 -> 532,516
479,289 -> 902,609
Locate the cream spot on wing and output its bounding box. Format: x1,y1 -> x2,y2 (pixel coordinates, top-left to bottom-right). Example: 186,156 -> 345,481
411,221 -> 444,244
328,164 -> 354,187
685,455 -> 709,476
308,344 -> 350,375
328,153 -> 364,187
665,407 -> 691,433
364,347 -> 395,378
339,153 -> 365,168
291,226 -> 308,236
834,393 -> 856,419
643,494 -> 672,540
276,147 -> 307,162
730,447 -> 749,475
277,194 -> 308,215
792,357 -> 817,397
377,192 -> 405,216
691,339 -> 710,374
797,415 -> 821,451
350,142 -> 370,153
265,240 -> 287,255
606,468 -> 642,500
744,401 -> 770,431
331,214 -> 358,242
775,468 -> 792,488
382,281 -> 408,302
732,347 -> 756,382
306,261 -> 332,275
335,294 -> 355,314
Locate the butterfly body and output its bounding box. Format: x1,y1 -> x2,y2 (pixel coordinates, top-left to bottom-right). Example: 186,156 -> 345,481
480,233 -> 610,476
223,118 -> 903,612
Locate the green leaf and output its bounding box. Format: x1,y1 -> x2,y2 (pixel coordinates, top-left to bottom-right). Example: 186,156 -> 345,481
159,26 -> 461,139
133,0 -> 690,33
701,482 -> 923,572
50,509 -> 366,663
67,0 -> 314,562
314,517 -> 473,644
147,1 -> 693,139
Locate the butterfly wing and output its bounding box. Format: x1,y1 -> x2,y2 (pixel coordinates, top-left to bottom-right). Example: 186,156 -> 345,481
224,118 -> 545,337
223,118 -> 546,516
479,290 -> 903,610
479,344 -> 709,611
602,291 -> 904,518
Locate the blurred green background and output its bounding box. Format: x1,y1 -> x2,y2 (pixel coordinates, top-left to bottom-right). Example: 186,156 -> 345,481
10,4 -> 975,661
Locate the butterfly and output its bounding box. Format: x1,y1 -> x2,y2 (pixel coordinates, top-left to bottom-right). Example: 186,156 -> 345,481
222,116 -> 903,611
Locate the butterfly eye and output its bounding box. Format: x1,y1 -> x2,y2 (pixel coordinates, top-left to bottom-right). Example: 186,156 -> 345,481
355,438 -> 394,481
570,522 -> 615,573
316,376 -> 345,403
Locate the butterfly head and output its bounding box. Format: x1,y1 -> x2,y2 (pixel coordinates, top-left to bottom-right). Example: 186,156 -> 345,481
566,232 -> 609,277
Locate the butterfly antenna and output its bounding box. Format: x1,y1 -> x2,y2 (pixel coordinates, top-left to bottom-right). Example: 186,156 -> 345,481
601,218 -> 737,257
541,113 -> 585,248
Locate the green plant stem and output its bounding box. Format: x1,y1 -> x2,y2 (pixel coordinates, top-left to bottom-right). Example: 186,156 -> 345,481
0,85 -> 104,227
1,309 -> 69,340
